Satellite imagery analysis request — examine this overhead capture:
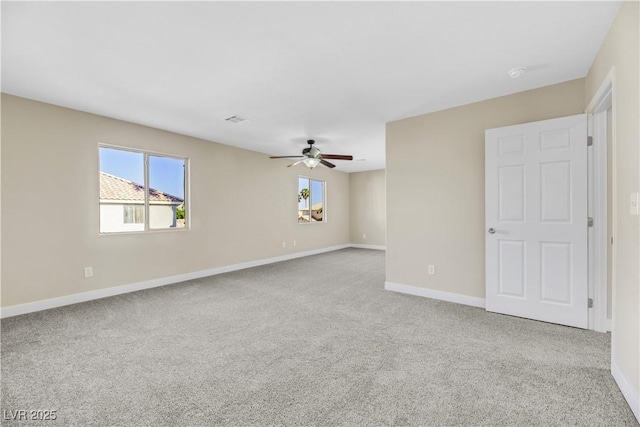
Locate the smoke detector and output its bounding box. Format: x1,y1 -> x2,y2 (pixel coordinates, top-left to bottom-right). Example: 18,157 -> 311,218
225,115 -> 249,123
508,67 -> 527,79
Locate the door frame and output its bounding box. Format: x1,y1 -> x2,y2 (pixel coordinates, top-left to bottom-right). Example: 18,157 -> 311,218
586,67 -> 616,334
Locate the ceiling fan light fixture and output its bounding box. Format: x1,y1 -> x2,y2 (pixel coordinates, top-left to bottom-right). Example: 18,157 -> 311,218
302,157 -> 321,169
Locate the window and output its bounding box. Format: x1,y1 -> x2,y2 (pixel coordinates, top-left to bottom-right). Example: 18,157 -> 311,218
298,177 -> 325,223
99,145 -> 188,233
123,205 -> 144,224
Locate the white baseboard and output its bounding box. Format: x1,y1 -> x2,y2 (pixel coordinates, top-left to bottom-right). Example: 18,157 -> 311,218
384,281 -> 486,308
612,359 -> 640,422
0,244 -> 351,319
350,243 -> 386,251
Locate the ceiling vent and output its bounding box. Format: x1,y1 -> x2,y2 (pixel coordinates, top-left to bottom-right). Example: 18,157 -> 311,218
225,115 -> 248,123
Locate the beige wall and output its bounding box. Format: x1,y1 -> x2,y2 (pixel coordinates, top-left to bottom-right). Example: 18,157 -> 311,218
1,94 -> 350,307
586,0 -> 639,404
386,79 -> 585,298
349,169 -> 386,247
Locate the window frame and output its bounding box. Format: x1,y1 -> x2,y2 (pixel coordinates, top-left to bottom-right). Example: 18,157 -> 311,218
98,143 -> 190,234
297,175 -> 326,224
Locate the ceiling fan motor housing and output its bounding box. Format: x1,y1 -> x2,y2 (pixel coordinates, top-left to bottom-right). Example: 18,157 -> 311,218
301,139 -> 318,157
307,146 -> 321,158
302,142 -> 321,158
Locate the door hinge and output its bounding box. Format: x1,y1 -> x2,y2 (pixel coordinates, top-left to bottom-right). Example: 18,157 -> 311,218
587,136 -> 593,146
588,217 -> 594,227
588,298 -> 593,308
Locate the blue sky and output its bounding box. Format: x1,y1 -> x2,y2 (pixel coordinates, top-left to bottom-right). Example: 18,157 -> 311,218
99,147 -> 185,198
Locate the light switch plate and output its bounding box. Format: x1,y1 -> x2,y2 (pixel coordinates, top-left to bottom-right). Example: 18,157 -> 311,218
631,193 -> 639,216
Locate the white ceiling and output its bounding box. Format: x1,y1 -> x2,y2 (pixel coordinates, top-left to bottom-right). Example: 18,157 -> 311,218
2,1 -> 621,172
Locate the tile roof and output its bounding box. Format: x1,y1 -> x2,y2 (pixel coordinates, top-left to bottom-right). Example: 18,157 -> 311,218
99,172 -> 183,203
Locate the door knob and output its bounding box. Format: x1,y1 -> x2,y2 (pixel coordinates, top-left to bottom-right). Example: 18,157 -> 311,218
488,228 -> 496,234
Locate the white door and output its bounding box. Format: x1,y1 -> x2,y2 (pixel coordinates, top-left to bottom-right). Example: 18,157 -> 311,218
485,114 -> 588,328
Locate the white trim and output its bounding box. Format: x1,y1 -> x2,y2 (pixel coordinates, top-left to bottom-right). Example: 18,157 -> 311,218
586,71 -> 618,338
588,109 -> 610,333
611,360 -> 640,422
0,244 -> 351,319
586,69 -> 615,335
350,244 -> 386,250
586,68 -> 615,113
384,281 -> 485,308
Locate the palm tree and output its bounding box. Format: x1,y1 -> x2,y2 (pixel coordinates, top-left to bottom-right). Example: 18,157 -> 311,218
300,188 -> 310,208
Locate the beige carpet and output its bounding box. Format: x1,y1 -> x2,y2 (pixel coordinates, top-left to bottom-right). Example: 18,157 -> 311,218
1,248 -> 637,426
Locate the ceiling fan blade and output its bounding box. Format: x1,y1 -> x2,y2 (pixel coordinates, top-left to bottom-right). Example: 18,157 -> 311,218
287,159 -> 305,168
320,159 -> 336,168
270,155 -> 304,159
321,154 -> 353,160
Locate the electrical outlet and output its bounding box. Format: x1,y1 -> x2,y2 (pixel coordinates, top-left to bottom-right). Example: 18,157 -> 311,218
362,233 -> 367,239
84,267 -> 93,278
282,242 -> 286,248
293,240 -> 297,246
428,265 -> 435,275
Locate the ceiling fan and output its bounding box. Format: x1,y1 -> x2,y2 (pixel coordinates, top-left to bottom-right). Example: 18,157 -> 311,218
269,140 -> 353,169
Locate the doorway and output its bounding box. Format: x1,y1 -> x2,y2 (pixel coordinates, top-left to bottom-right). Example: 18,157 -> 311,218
587,74 -> 614,334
